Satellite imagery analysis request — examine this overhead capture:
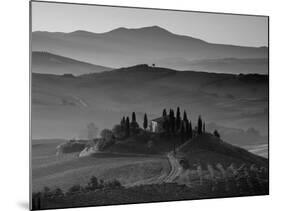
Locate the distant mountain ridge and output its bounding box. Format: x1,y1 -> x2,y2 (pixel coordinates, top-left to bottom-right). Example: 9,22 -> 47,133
32,26 -> 268,74
32,51 -> 111,75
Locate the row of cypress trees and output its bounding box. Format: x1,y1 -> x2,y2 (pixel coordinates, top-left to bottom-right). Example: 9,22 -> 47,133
161,107 -> 205,137
120,112 -> 140,137
118,107 -> 206,141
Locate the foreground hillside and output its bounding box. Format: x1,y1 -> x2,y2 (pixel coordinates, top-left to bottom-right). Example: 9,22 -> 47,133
33,181 -> 268,210
177,133 -> 268,168
32,133 -> 268,210
32,139 -> 170,192
32,129 -> 268,192
32,64 -> 268,148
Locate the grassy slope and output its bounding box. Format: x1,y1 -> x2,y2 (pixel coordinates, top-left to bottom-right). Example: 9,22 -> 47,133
35,181 -> 268,210
31,66 -> 268,141
32,134 -> 269,209
32,140 -> 170,192
32,132 -> 268,193
104,132 -> 182,154
177,133 -> 268,169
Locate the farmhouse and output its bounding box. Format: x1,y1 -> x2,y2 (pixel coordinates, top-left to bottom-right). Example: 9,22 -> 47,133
150,117 -> 165,133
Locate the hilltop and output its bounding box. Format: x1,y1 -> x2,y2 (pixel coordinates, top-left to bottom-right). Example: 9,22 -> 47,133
76,106 -> 268,170
97,131 -> 268,168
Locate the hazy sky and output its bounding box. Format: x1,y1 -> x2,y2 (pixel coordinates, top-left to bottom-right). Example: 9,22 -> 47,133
31,1 -> 268,47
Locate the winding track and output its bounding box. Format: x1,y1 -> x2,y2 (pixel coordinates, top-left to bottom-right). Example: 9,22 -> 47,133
164,152 -> 183,182
126,152 -> 183,187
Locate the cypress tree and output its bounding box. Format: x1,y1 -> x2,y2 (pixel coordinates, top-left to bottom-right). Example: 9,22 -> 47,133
183,110 -> 188,122
162,109 -> 167,117
183,111 -> 188,138
125,117 -> 130,137
197,116 -> 203,135
171,116 -> 176,135
189,121 -> 193,138
185,120 -> 189,138
163,109 -> 169,133
169,109 -> 174,118
120,117 -> 126,129
176,107 -> 180,117
214,130 -> 220,138
132,112 -> 136,123
176,107 -> 181,132
180,120 -> 185,143
131,112 -> 139,134
143,113 -> 148,130
168,109 -> 172,133
169,109 -> 175,135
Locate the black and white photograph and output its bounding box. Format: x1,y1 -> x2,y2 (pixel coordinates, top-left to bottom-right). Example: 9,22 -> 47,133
30,1 -> 269,210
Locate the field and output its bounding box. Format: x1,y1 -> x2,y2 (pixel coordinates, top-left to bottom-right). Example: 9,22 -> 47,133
33,169 -> 268,210
32,139 -> 170,192
32,135 -> 269,210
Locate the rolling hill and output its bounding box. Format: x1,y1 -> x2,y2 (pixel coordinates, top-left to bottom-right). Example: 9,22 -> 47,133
32,26 -> 268,74
32,134 -> 268,210
32,139 -> 170,192
177,133 -> 268,168
32,64 -> 268,149
32,51 -> 111,75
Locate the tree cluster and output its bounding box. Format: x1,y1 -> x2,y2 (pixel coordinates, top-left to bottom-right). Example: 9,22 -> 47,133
161,107 -> 208,142
117,112 -> 141,138
112,107 -> 207,142
162,107 -> 193,140
32,175 -> 123,209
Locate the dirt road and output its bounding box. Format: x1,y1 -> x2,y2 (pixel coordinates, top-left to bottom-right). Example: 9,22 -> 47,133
127,152 -> 183,187
164,152 -> 183,182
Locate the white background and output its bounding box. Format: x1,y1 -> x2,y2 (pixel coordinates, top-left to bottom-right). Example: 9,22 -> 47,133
0,0 -> 279,210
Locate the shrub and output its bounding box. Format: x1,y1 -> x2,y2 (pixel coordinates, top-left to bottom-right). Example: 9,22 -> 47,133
130,121 -> 140,134
98,138 -> 115,151
59,141 -> 88,153
86,176 -> 99,191
179,159 -> 190,169
214,130 -> 220,138
42,186 -> 52,198
112,124 -> 125,139
85,176 -> 123,191
67,184 -> 83,195
99,179 -> 105,189
100,129 -> 114,141
136,130 -> 150,143
104,179 -> 122,189
52,188 -> 64,198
